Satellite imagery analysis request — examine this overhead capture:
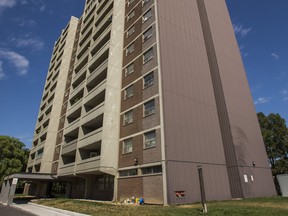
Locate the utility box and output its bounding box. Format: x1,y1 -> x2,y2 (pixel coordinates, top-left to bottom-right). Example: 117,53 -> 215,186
277,174 -> 288,197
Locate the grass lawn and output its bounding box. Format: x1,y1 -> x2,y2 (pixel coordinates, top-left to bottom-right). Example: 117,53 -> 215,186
35,197 -> 288,216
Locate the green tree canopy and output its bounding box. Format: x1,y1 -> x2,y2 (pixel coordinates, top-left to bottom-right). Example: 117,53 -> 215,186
257,112 -> 288,175
0,136 -> 29,185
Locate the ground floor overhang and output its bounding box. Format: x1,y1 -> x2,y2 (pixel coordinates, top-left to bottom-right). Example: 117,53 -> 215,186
0,173 -> 58,205
4,173 -> 57,181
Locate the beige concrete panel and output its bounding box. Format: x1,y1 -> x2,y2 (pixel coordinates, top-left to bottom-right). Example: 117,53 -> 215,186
100,0 -> 125,176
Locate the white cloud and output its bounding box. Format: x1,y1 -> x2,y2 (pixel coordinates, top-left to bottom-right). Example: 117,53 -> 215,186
20,0 -> 28,4
30,0 -> 46,12
251,84 -> 262,93
233,24 -> 252,37
239,45 -> 249,57
280,89 -> 288,102
254,97 -> 271,105
39,4 -> 45,11
0,49 -> 29,76
0,0 -> 16,8
0,0 -> 46,14
15,19 -> 37,27
11,36 -> 44,50
271,53 -> 279,60
0,61 -> 5,80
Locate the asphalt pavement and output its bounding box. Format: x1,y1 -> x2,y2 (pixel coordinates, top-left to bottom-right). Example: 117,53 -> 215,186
0,203 -> 36,216
0,202 -> 90,216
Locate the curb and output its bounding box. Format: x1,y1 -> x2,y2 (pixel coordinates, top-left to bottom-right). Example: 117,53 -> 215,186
12,204 -> 38,216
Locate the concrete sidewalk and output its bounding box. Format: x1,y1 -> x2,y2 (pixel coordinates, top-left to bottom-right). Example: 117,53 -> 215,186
13,202 -> 91,216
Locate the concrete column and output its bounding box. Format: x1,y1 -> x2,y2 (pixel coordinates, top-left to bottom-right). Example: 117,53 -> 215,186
23,183 -> 30,195
84,176 -> 93,199
0,180 -> 10,203
113,175 -> 118,202
7,178 -> 18,205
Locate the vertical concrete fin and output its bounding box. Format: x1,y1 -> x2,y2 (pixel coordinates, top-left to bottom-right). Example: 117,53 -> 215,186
196,0 -> 243,198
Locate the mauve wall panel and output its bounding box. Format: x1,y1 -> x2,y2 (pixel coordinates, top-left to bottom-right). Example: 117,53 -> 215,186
156,0 -> 231,203
204,0 -> 276,196
167,161 -> 231,204
157,0 -> 225,163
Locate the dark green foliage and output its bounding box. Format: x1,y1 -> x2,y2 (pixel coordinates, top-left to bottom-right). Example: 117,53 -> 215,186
0,136 -> 29,185
257,112 -> 288,175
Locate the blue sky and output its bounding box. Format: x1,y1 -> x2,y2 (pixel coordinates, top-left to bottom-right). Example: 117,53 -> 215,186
0,0 -> 287,149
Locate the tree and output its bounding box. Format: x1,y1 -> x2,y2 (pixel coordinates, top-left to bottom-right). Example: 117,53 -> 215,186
0,136 -> 29,186
257,112 -> 288,175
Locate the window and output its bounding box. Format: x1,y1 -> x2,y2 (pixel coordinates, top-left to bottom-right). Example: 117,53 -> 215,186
126,43 -> 134,55
104,174 -> 114,189
127,10 -> 135,21
144,72 -> 154,88
119,169 -> 138,177
124,110 -> 133,125
36,148 -> 44,158
142,0 -> 150,6
142,166 -> 162,175
144,130 -> 156,148
143,48 -> 153,63
143,9 -> 152,22
144,99 -> 155,116
125,63 -> 134,76
127,25 -> 135,37
124,85 -> 134,99
143,27 -> 152,42
128,0 -> 135,6
90,152 -> 100,158
123,138 -> 133,154
95,175 -> 104,189
95,174 -> 114,190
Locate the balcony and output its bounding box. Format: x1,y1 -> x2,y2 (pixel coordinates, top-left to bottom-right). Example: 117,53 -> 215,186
34,157 -> 42,165
90,29 -> 111,56
84,80 -> 107,105
65,118 -> 81,135
62,140 -> 77,155
79,27 -> 93,47
81,14 -> 95,36
81,114 -> 103,139
83,2 -> 96,23
67,100 -> 82,118
75,156 -> 100,173
78,128 -> 102,149
75,49 -> 90,71
81,103 -> 104,125
84,90 -> 105,113
40,126 -> 48,137
70,86 -> 84,102
92,11 -> 112,40
77,40 -> 91,60
73,63 -> 87,81
87,59 -> 108,87
58,163 -> 75,176
95,0 -> 113,26
89,42 -> 109,72
74,54 -> 89,74
69,88 -> 84,108
27,159 -> 34,167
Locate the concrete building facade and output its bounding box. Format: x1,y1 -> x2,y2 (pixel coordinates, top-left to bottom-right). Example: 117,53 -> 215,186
21,0 -> 276,205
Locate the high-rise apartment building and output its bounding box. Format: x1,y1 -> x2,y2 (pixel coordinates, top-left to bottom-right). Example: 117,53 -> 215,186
23,0 -> 276,205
